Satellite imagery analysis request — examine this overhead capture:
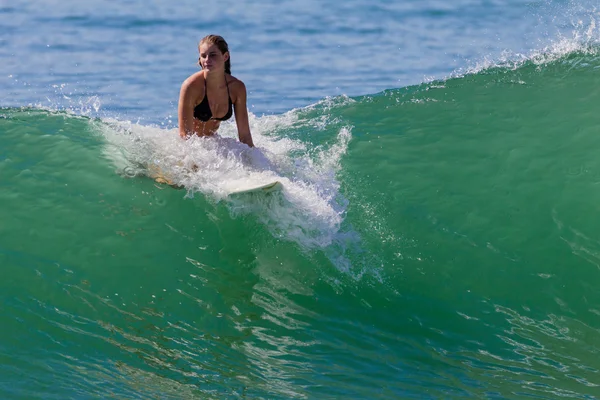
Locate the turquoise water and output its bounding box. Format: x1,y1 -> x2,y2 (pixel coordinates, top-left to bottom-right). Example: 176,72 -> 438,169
3,1 -> 600,399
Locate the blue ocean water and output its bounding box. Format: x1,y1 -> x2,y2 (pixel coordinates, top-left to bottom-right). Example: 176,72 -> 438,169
3,1 -> 600,399
1,0 -> 591,120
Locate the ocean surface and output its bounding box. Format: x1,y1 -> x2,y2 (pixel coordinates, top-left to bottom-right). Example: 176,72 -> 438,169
3,1 -> 600,398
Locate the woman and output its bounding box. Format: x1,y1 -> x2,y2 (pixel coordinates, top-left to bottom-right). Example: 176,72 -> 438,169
178,35 -> 254,147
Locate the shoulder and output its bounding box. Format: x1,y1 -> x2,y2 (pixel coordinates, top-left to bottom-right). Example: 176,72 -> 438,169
179,72 -> 205,105
226,75 -> 246,91
226,75 -> 247,101
181,71 -> 205,93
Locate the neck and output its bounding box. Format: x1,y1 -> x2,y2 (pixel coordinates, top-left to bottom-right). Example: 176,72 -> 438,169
204,70 -> 227,87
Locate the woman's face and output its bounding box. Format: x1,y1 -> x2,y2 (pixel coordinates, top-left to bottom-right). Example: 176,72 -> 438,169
198,43 -> 229,72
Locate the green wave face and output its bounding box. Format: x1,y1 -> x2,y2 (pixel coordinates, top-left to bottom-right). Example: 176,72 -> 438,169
3,49 -> 600,398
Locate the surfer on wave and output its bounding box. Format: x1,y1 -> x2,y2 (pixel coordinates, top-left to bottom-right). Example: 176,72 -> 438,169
178,34 -> 254,147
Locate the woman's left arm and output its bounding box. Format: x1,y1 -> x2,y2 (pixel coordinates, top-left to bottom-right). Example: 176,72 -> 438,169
233,81 -> 255,148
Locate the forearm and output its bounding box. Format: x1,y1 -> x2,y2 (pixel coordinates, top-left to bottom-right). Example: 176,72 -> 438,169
178,114 -> 195,138
239,132 -> 254,147
179,125 -> 190,138
179,126 -> 187,138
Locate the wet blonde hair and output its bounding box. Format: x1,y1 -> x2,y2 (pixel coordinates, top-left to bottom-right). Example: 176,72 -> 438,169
199,34 -> 231,74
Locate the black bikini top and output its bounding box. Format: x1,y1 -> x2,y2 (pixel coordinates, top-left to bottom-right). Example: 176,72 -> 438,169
193,78 -> 233,122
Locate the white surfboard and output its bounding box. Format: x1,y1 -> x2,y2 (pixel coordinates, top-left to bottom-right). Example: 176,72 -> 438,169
229,181 -> 283,196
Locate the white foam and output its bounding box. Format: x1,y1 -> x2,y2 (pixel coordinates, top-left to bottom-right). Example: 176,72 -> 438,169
99,110 -> 352,250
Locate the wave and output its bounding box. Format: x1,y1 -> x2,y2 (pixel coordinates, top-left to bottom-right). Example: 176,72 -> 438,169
4,43 -> 600,397
5,43 -> 600,274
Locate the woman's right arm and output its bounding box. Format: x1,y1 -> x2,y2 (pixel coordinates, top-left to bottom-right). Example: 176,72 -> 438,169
178,78 -> 196,138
